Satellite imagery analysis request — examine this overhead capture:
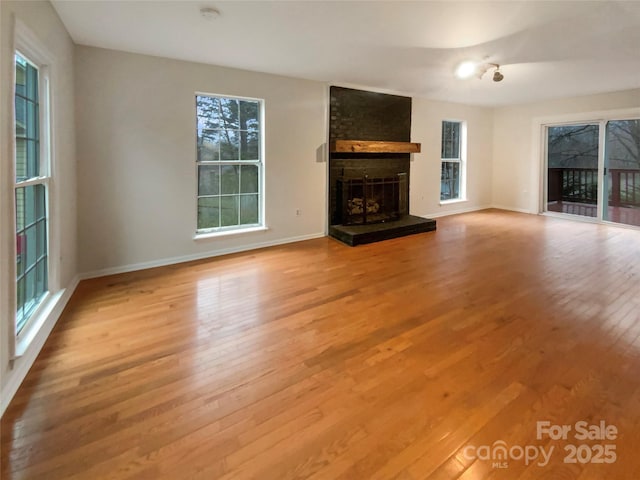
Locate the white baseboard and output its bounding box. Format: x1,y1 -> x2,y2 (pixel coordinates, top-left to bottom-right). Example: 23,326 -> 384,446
415,204 -> 492,219
491,205 -> 534,214
80,232 -> 326,280
1,274 -> 81,416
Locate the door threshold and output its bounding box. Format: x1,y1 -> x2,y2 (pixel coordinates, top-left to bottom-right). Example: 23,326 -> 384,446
541,211 -> 599,224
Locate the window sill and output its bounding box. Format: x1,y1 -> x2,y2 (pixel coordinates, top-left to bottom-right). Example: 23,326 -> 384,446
440,198 -> 468,206
194,225 -> 269,240
15,289 -> 64,358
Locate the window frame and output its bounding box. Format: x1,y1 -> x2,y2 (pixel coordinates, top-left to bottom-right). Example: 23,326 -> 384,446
11,20 -> 58,355
440,119 -> 468,203
194,92 -> 265,237
540,115 -> 640,227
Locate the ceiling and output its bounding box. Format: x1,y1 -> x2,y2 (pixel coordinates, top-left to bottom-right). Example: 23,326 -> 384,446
51,1 -> 640,106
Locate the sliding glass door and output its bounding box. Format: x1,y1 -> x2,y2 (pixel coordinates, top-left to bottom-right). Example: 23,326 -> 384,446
546,124 -> 600,218
603,120 -> 640,227
545,118 -> 640,228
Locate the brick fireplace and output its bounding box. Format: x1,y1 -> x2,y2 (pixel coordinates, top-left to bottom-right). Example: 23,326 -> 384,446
328,87 -> 436,246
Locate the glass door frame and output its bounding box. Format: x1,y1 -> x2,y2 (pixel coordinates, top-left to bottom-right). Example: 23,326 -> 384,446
542,120 -> 603,222
535,108 -> 640,229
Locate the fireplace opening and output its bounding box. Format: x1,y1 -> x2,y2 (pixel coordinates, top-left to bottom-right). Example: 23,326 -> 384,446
337,173 -> 408,225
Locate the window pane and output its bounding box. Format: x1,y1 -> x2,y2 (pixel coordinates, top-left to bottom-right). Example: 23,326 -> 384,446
15,188 -> 25,231
27,101 -> 38,141
15,95 -> 26,137
16,138 -> 27,181
604,119 -> 640,227
221,165 -> 239,194
546,124 -> 599,218
441,162 -> 460,200
442,121 -> 460,159
220,130 -> 239,160
25,268 -> 35,310
197,128 -> 219,162
27,62 -> 38,101
240,165 -> 259,193
240,131 -> 259,160
197,197 -> 220,229
36,184 -> 46,220
240,195 -> 259,225
36,220 -> 47,255
219,98 -> 239,129
606,120 -> 639,170
198,165 -> 220,195
16,277 -> 25,322
36,259 -> 47,296
24,185 -> 36,227
196,96 -> 220,129
15,184 -> 48,330
16,54 -> 40,183
15,56 -> 26,97
547,124 -> 599,169
27,139 -> 39,179
16,234 -> 25,277
239,100 -> 259,131
220,195 -> 239,226
25,224 -> 37,269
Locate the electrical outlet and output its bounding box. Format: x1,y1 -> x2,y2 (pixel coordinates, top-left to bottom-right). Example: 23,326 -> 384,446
296,209 -> 302,216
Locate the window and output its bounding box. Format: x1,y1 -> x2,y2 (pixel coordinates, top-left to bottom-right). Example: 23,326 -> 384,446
440,120 -> 466,201
195,94 -> 263,233
14,52 -> 49,334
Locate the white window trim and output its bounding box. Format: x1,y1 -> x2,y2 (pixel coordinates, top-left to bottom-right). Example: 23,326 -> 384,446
440,198 -> 469,206
193,225 -> 269,241
12,19 -> 60,358
193,92 -> 266,237
440,119 -> 467,203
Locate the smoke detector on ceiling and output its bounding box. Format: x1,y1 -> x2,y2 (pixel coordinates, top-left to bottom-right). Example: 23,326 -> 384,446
200,7 -> 220,20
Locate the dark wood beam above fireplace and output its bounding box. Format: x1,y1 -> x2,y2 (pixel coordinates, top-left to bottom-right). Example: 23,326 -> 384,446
330,140 -> 421,154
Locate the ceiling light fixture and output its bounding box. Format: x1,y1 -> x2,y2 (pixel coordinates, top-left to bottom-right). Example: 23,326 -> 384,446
200,7 -> 220,20
456,59 -> 505,82
491,65 -> 504,82
455,61 -> 478,79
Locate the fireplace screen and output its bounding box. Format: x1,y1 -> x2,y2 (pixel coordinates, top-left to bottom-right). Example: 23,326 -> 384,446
337,173 -> 408,225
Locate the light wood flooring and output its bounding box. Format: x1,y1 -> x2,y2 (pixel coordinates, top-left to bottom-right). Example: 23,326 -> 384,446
2,209 -> 640,479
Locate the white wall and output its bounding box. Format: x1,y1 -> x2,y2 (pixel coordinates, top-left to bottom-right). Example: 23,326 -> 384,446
411,97 -> 494,218
75,46 -> 327,275
493,89 -> 640,212
0,0 -> 77,412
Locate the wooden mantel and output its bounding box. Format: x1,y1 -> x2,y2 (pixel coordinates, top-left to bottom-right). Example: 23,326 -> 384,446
330,140 -> 421,154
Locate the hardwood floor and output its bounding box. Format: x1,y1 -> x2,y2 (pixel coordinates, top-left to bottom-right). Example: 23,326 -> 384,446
2,209 -> 640,479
